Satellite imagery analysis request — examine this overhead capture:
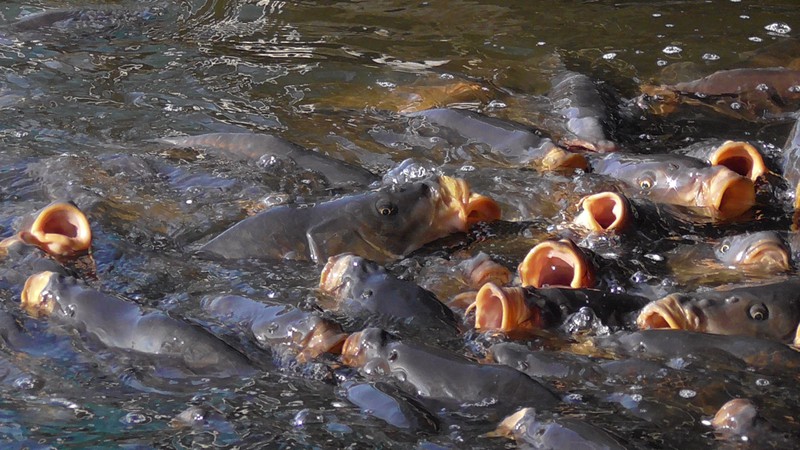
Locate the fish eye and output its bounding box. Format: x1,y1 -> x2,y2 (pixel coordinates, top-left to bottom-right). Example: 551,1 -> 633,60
639,178 -> 653,190
719,244 -> 730,253
748,303 -> 768,321
375,199 -> 398,216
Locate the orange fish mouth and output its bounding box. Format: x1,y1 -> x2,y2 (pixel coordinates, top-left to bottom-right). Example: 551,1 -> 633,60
737,242 -> 791,270
21,271 -> 59,319
297,320 -> 348,363
708,141 -> 767,182
457,253 -> 512,289
466,283 -> 540,332
340,331 -> 366,367
518,239 -> 595,289
540,146 -> 589,171
436,175 -> 501,232
13,202 -> 92,258
573,192 -> 631,232
703,166 -> 755,220
711,398 -> 759,435
636,294 -> 701,331
319,253 -> 357,294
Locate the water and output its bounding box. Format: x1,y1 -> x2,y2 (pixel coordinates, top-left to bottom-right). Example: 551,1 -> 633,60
1,0 -> 800,448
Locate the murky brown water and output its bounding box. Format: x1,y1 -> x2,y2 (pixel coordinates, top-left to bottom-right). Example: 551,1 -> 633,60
1,1 -> 800,448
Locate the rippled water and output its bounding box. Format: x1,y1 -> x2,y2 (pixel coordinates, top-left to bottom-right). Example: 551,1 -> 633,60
1,0 -> 800,448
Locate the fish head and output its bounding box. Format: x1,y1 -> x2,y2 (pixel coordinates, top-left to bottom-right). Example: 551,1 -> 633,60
714,231 -> 790,270
466,283 -> 540,333
518,239 -> 595,289
707,141 -> 766,182
698,165 -> 756,220
319,253 -> 384,298
638,289 -> 800,342
21,271 -> 60,319
341,327 -> 390,368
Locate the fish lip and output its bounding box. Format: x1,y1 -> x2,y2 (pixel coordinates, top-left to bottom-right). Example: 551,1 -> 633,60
492,407 -> 532,437
19,201 -> 92,258
736,241 -> 791,270
340,331 -> 365,367
21,271 -> 58,319
298,320 -> 348,362
573,191 -> 630,232
467,283 -> 539,332
518,239 -> 594,289
636,294 -> 702,331
704,167 -> 755,220
712,399 -> 759,434
540,146 -> 588,171
709,141 -> 767,182
436,175 -> 501,231
457,253 -> 511,289
319,253 -> 358,294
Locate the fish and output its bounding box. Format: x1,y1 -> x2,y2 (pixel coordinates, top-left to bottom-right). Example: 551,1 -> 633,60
637,280 -> 800,343
518,239 -> 596,289
468,282 -> 649,334
340,328 -> 560,415
782,116 -> 800,212
197,175 -> 501,264
159,133 -> 378,188
406,108 -> 588,171
639,68 -> 800,121
5,7 -> 154,33
201,294 -> 347,362
547,70 -> 619,153
319,253 -> 459,333
493,407 -> 628,450
21,272 -> 255,378
714,231 -> 791,269
343,381 -> 439,433
572,191 -> 632,233
589,152 -> 755,220
711,399 -> 779,442
674,140 -> 768,182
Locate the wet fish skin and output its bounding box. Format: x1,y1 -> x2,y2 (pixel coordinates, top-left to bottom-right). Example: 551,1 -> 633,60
782,116 -> 800,211
198,176 -> 499,264
341,328 -> 560,414
201,294 -> 346,361
21,272 -> 255,378
638,280 -> 800,343
319,253 -> 459,333
343,381 -> 439,433
713,231 -> 790,269
160,133 -> 378,188
406,108 -> 587,170
495,407 -> 629,450
549,70 -> 618,153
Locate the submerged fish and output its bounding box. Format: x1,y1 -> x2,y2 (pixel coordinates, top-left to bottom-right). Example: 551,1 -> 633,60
548,70 -> 618,153
198,175 -> 500,264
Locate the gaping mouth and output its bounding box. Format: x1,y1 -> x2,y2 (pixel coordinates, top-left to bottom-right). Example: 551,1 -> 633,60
518,239 -> 595,289
738,242 -> 791,270
297,319 -> 348,363
21,271 -> 58,319
708,141 -> 767,182
636,295 -> 700,331
18,202 -> 92,258
704,166 -> 755,220
711,399 -> 758,434
465,283 -> 539,332
540,147 -> 589,171
573,192 -> 630,232
319,253 -> 357,294
340,331 -> 365,367
437,175 -> 501,232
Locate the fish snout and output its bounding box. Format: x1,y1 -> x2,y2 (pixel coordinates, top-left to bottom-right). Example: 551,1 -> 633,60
708,141 -> 767,182
573,192 -> 631,232
19,201 -> 92,258
21,271 -> 59,319
704,166 -> 755,220
340,331 -> 366,367
319,253 -> 359,294
518,239 -> 595,289
637,294 -> 701,331
467,283 -> 540,332
738,242 -> 791,271
436,176 -> 501,231
540,146 -> 589,171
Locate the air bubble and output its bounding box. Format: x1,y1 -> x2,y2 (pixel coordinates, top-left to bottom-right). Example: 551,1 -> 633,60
701,53 -> 720,61
662,46 -> 682,55
756,83 -> 769,92
756,378 -> 770,386
748,36 -> 763,42
730,102 -> 742,110
679,389 -> 696,399
602,52 -> 617,60
376,81 -> 396,89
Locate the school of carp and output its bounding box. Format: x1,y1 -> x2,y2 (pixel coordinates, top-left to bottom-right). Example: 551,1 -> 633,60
5,4 -> 800,449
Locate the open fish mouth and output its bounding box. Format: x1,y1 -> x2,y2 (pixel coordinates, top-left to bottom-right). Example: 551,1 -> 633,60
21,271 -> 59,319
436,175 -> 502,232
457,253 -> 512,289
297,320 -> 348,363
340,331 -> 366,367
466,283 -> 539,332
518,239 -> 595,289
573,192 -> 630,232
319,253 -> 358,294
737,241 -> 791,270
704,166 -> 755,220
9,201 -> 92,258
540,146 -> 589,171
637,294 -> 701,331
708,141 -> 767,182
